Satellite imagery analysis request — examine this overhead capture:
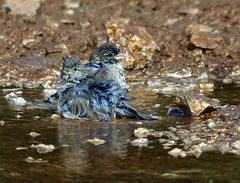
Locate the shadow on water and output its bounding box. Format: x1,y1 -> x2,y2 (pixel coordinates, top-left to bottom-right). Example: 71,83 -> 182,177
0,84 -> 240,183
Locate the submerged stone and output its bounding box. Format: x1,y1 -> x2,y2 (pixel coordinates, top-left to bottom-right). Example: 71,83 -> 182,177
87,138 -> 106,146
7,97 -> 27,106
31,144 -> 55,154
134,128 -> 150,138
131,138 -> 149,147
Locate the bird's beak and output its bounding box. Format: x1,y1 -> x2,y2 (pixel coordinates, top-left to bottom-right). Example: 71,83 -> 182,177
114,53 -> 127,61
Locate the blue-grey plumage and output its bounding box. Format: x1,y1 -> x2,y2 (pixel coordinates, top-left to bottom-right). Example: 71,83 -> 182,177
45,43 -> 156,121
57,80 -> 127,121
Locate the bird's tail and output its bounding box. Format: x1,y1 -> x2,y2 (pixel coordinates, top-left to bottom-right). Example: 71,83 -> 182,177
117,100 -> 156,120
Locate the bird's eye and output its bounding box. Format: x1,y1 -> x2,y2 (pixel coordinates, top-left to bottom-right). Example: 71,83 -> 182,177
73,67 -> 77,71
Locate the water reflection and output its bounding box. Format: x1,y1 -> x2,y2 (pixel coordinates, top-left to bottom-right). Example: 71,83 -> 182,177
57,119 -> 131,175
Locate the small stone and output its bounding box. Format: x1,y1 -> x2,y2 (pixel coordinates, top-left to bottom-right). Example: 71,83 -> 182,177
232,141 -> 240,149
198,83 -> 214,92
178,8 -> 199,16
7,97 -> 27,106
31,144 -> 55,154
163,140 -> 176,147
164,18 -> 179,25
230,67 -> 240,77
45,19 -> 59,29
208,121 -> 216,129
51,114 -> 61,120
63,9 -> 75,15
168,148 -> 186,158
29,132 -> 41,138
25,156 -> 34,163
131,138 -> 149,147
25,156 -> 48,163
5,92 -> 18,99
189,33 -> 219,50
159,138 -> 169,144
22,38 -> 35,46
16,147 -> 28,150
222,77 -> 232,84
16,114 -> 22,119
190,145 -> 202,158
61,19 -> 75,24
0,120 -> 6,126
15,91 -> 23,95
87,138 -> 105,145
134,128 -> 150,138
64,0 -> 80,9
154,104 -> 161,108
46,44 -> 69,55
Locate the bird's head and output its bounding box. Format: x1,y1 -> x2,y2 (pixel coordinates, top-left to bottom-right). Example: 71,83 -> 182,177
89,43 -> 126,64
61,57 -> 81,81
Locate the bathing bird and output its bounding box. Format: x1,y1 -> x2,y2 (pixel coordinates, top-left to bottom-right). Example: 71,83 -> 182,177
46,43 -> 155,121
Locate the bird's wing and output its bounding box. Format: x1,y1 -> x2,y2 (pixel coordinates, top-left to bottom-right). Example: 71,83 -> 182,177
57,84 -> 90,119
88,80 -> 125,121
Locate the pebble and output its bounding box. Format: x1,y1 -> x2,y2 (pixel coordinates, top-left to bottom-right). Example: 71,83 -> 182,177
16,147 -> 28,150
51,114 -> 61,120
0,120 -> 6,126
4,92 -> 18,99
190,145 -> 202,158
189,33 -> 219,50
154,104 -> 161,108
168,148 -> 186,158
22,38 -> 35,46
63,0 -> 80,9
232,141 -> 240,149
178,8 -> 199,16
31,144 -> 55,154
25,156 -> 48,163
29,132 -> 41,138
131,138 -> 149,147
134,128 -> 150,138
16,114 -> 22,119
87,138 -> 105,145
222,77 -> 232,84
7,97 -> 27,106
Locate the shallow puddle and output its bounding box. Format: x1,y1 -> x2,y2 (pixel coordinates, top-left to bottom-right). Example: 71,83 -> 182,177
0,84 -> 240,183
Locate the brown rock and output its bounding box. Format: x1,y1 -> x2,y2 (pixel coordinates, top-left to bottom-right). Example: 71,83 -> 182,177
189,33 -> 219,50
175,92 -> 221,116
105,20 -> 157,69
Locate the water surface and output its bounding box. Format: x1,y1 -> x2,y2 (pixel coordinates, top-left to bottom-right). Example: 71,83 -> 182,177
0,84 -> 240,183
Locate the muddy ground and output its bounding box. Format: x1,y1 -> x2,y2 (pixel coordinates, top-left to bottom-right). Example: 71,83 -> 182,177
0,0 -> 240,87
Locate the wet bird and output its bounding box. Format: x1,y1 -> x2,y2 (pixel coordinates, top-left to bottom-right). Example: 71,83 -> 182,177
46,43 -> 155,121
